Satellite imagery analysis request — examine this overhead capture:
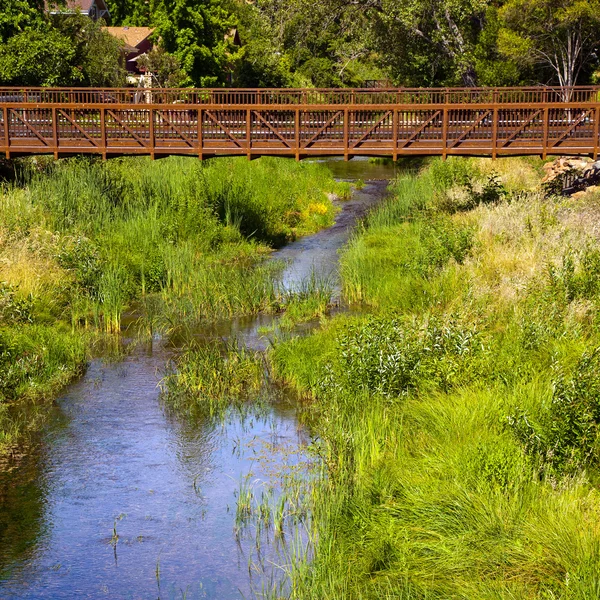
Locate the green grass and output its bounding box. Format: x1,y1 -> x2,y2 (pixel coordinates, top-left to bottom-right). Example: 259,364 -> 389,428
0,154 -> 344,453
0,324 -> 87,454
160,339 -> 266,419
270,157 -> 600,598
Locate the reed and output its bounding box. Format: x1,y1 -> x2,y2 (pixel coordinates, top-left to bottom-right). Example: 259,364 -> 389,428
0,154 -> 343,452
160,339 -> 266,418
270,157 -> 600,598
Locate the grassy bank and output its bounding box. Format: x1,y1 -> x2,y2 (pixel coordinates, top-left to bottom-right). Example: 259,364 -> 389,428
0,155 -> 347,454
271,157 -> 600,597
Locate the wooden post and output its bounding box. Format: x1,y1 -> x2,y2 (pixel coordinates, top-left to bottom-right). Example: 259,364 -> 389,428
198,108 -> 203,160
343,108 -> 349,161
492,107 -> 498,159
100,107 -> 106,160
3,106 -> 9,159
52,107 -> 59,159
246,108 -> 252,160
492,89 -> 498,159
295,108 -> 300,161
392,109 -> 398,161
594,106 -> 599,161
148,107 -> 155,159
442,107 -> 448,160
542,107 -> 549,160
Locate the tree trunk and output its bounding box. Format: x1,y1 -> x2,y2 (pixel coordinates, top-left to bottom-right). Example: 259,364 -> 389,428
461,65 -> 478,87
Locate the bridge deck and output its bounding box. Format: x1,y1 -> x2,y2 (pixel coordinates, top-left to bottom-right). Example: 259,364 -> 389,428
1,86 -> 599,160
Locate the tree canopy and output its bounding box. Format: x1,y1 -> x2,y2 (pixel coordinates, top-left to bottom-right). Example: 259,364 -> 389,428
498,0 -> 600,89
0,0 -> 598,87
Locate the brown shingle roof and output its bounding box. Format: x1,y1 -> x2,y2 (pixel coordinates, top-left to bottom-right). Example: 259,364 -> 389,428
104,27 -> 155,49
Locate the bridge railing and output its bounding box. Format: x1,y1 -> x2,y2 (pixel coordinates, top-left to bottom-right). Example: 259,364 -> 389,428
0,86 -> 599,106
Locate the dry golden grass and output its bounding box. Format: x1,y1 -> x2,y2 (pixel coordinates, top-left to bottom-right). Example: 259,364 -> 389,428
0,226 -> 71,300
456,162 -> 597,313
474,156 -> 543,193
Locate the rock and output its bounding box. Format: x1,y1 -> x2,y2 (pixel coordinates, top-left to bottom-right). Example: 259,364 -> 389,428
571,191 -> 587,199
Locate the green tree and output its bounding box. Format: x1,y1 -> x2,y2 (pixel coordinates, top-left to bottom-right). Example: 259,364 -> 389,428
251,0 -> 495,87
0,13 -> 126,87
471,6 -> 523,86
499,0 -> 600,89
0,28 -> 80,86
54,14 -> 127,86
246,0 -> 383,87
151,0 -> 234,86
105,0 -> 237,86
0,0 -> 46,41
137,46 -> 187,87
366,0 -> 491,86
225,0 -> 293,87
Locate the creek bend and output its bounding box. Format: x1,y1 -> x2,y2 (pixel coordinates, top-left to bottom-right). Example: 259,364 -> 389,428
0,158 -> 396,599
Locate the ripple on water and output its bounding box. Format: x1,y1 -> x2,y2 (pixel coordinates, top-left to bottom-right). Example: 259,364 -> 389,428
0,161 -> 395,598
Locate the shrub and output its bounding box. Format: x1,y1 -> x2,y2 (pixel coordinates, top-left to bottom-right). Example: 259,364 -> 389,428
430,157 -> 477,192
55,236 -> 103,297
509,348 -> 600,474
546,246 -> 600,304
331,316 -> 485,398
0,282 -> 34,324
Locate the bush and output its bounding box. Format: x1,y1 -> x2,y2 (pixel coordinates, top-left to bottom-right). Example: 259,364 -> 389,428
546,246 -> 600,304
330,316 -> 485,398
430,157 -> 477,191
0,282 -> 34,324
0,325 -> 86,402
509,348 -> 600,474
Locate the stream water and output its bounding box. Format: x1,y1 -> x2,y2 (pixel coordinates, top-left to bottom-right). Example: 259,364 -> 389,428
0,158 -> 396,599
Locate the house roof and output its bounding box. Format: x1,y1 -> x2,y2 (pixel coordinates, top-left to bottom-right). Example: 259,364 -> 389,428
225,28 -> 242,47
65,0 -> 95,10
104,27 -> 155,49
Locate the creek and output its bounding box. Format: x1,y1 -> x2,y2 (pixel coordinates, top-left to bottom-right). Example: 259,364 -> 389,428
0,158 -> 397,599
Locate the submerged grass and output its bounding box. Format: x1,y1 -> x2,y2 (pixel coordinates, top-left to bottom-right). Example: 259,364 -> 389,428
160,339 -> 267,419
270,157 -> 600,598
0,155 -> 344,453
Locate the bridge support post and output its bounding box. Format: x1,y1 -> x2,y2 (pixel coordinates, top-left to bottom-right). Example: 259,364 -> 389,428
343,108 -> 349,161
3,107 -> 9,159
198,109 -> 203,160
542,107 -> 549,160
149,107 -> 155,160
100,107 -> 106,160
52,107 -> 59,160
246,108 -> 252,160
442,107 -> 448,160
492,107 -> 498,159
594,107 -> 599,160
392,109 -> 398,162
295,109 -> 301,161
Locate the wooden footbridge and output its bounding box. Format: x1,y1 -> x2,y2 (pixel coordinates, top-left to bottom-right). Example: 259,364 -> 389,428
1,86 -> 600,160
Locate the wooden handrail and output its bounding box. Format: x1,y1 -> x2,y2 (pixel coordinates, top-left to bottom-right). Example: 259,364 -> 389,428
0,86 -> 598,106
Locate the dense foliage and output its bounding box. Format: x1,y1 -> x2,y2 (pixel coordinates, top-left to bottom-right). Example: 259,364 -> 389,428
270,158 -> 600,597
0,0 -> 598,87
0,155 -> 345,451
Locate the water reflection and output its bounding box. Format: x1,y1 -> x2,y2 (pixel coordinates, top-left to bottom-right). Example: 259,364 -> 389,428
0,157 -> 395,598
0,352 -> 313,599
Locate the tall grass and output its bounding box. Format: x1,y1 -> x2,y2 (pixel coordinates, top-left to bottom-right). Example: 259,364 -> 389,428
270,157 -> 600,598
6,156 -> 344,329
0,154 -> 344,452
160,339 -> 267,419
